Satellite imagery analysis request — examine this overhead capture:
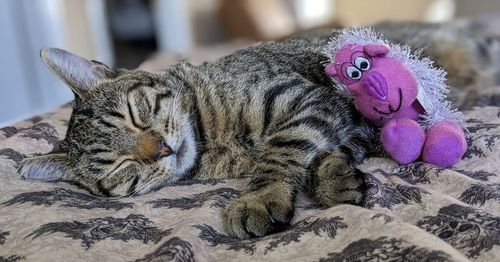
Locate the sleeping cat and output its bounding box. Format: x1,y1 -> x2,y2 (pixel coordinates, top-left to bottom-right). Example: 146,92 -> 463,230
19,21 -> 498,239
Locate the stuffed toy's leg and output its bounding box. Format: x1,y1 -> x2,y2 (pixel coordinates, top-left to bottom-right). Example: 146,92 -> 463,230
422,121 -> 467,167
381,118 -> 425,164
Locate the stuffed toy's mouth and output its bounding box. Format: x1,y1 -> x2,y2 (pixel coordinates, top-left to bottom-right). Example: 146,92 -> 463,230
372,88 -> 403,115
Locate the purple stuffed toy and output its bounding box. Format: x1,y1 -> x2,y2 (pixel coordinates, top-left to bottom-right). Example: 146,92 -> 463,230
324,28 -> 467,167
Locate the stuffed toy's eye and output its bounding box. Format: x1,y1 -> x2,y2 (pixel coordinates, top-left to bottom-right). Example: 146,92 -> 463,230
355,57 -> 371,71
346,66 -> 362,80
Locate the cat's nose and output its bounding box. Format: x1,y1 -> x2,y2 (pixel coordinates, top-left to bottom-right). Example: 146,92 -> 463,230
157,140 -> 173,159
363,71 -> 388,101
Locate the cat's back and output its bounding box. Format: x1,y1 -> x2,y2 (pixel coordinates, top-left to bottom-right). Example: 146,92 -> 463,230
202,30 -> 334,87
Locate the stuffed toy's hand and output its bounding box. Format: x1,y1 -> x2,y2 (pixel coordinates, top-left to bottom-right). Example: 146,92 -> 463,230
422,120 -> 467,167
381,119 -> 466,167
381,118 -> 425,164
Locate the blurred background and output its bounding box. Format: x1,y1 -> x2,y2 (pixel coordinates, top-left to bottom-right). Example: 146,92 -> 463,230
1,0 -> 500,125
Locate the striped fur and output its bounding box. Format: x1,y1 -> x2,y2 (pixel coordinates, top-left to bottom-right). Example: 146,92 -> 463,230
20,21 -> 500,239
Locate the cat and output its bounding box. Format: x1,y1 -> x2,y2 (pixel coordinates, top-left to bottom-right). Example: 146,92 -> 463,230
19,21 -> 499,239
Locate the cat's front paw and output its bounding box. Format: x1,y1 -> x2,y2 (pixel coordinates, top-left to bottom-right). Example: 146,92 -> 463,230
310,152 -> 364,207
223,186 -> 294,239
313,169 -> 364,207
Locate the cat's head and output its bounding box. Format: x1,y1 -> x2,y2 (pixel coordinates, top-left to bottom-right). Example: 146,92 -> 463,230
19,48 -> 199,196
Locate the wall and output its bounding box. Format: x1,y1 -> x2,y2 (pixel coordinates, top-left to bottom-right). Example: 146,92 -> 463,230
0,0 -> 70,125
0,0 -> 112,125
455,0 -> 500,17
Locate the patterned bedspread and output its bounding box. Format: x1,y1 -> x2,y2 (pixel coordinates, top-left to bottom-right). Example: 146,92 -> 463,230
0,91 -> 499,262
1,18 -> 500,262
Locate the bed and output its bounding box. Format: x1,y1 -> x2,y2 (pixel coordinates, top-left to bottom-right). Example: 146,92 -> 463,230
1,21 -> 499,262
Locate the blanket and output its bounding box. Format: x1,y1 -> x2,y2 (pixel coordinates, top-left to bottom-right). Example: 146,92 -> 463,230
1,85 -> 499,262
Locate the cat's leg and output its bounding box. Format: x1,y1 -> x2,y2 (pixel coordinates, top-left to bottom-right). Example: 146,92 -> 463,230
223,132 -> 321,239
195,144 -> 254,180
308,150 -> 364,207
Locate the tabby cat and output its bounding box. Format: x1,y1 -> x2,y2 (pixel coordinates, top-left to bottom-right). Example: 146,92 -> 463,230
19,21 -> 498,239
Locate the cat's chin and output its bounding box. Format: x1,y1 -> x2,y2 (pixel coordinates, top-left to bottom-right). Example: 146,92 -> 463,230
175,135 -> 197,178
176,140 -> 187,161
158,135 -> 197,182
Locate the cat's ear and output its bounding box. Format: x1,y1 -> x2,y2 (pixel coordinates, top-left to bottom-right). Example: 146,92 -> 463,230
18,153 -> 71,181
363,44 -> 389,57
325,64 -> 338,78
40,48 -> 112,96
